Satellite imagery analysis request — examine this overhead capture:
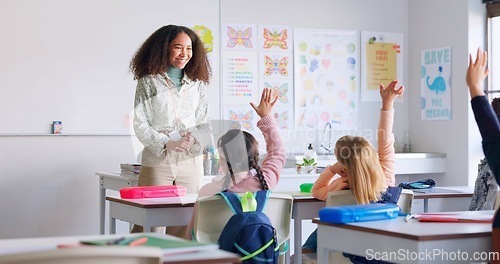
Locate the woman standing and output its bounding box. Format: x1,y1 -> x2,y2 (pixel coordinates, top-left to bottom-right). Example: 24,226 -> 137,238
130,25 -> 212,234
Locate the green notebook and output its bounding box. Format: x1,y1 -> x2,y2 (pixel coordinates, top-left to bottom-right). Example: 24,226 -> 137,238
81,235 -> 218,255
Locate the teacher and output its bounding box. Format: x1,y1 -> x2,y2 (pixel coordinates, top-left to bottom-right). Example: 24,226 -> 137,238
129,25 -> 213,234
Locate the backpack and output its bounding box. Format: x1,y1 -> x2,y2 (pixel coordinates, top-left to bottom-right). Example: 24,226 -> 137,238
217,190 -> 278,264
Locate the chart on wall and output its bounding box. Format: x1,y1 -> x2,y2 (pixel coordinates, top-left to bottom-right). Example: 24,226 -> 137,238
361,31 -> 403,102
421,46 -> 452,121
293,28 -> 359,131
222,23 -> 294,134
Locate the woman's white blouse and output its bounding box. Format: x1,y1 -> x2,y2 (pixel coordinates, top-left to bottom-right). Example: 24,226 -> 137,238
133,73 -> 211,156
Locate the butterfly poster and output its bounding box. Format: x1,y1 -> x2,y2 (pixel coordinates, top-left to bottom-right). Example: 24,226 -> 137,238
293,28 -> 359,130
258,25 -> 292,51
262,81 -> 292,106
224,106 -> 258,133
272,107 -> 292,131
361,31 -> 404,102
260,52 -> 293,79
222,23 -> 257,51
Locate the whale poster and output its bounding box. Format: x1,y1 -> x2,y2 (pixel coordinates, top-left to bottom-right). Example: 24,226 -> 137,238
420,46 -> 452,121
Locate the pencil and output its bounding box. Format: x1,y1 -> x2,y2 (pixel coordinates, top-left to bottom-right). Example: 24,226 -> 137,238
128,237 -> 148,247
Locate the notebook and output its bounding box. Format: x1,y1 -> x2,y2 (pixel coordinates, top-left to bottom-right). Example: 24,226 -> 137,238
412,187 -> 465,194
406,210 -> 494,223
80,235 -> 219,255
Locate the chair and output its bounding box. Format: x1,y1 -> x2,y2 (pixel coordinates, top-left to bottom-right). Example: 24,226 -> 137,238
193,192 -> 293,263
0,246 -> 163,264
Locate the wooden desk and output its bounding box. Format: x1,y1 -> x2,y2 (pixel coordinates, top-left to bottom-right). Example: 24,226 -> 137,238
0,233 -> 240,264
313,211 -> 494,264
277,191 -> 325,264
97,172 -> 139,234
413,186 -> 474,212
106,195 -> 197,234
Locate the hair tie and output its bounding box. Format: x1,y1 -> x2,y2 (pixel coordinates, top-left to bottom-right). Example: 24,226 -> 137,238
249,168 -> 257,176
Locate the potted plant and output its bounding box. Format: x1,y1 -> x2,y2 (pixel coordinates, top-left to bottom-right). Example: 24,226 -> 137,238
296,157 -> 317,174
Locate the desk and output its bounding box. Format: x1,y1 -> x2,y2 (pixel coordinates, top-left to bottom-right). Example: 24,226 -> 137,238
97,172 -> 139,234
106,194 -> 197,234
313,211 -> 494,264
278,191 -> 325,264
0,233 -> 240,264
413,186 -> 474,212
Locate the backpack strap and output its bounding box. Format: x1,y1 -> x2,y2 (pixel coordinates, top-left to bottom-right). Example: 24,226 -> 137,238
218,190 -> 270,214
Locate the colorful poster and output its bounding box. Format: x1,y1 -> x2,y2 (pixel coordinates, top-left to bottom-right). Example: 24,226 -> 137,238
222,51 -> 259,105
361,31 -> 403,102
293,28 -> 359,130
222,23 -> 257,51
421,46 -> 452,121
258,25 -> 293,52
223,106 -> 258,133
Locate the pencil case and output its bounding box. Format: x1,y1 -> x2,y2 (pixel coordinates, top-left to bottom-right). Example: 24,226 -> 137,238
119,185 -> 187,199
319,203 -> 399,224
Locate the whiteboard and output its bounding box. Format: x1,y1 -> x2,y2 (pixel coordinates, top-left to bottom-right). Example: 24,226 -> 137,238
0,0 -> 220,134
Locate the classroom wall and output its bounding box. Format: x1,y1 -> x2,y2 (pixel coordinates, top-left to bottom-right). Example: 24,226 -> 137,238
0,0 -> 486,239
408,0 -> 486,186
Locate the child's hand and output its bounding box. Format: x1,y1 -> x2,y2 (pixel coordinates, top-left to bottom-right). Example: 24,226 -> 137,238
380,80 -> 405,111
466,47 -> 489,98
250,87 -> 278,118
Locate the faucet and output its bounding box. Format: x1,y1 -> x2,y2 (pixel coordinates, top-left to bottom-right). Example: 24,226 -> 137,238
321,122 -> 333,154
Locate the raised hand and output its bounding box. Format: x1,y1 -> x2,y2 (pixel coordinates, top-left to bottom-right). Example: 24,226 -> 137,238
466,47 -> 489,98
380,80 -> 405,111
250,87 -> 279,118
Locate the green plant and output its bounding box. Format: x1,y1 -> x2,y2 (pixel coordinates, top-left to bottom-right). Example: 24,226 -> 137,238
298,157 -> 317,167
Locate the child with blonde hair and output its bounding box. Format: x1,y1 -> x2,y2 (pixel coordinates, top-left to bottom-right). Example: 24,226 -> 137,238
302,80 -> 404,254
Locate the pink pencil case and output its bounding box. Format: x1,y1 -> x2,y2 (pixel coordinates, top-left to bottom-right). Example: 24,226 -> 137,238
119,185 -> 187,199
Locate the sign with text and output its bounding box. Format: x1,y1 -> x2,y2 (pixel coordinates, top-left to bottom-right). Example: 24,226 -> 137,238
420,46 -> 452,121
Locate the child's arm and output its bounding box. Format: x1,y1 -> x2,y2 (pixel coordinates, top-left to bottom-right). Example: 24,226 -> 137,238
377,80 -> 404,187
311,162 -> 348,201
251,88 -> 286,190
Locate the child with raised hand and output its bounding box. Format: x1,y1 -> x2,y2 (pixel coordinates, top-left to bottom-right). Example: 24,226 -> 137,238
302,80 -> 404,254
466,47 -> 500,257
185,87 -> 286,239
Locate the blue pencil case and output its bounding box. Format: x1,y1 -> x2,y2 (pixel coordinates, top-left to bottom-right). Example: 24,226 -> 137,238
319,203 -> 399,224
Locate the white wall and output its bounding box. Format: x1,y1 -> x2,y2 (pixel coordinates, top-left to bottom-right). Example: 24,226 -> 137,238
408,0 -> 486,186
0,0 -> 487,239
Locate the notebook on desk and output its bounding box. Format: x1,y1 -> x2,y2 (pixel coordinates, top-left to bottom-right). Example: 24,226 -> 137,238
412,187 -> 465,194
79,235 -> 218,256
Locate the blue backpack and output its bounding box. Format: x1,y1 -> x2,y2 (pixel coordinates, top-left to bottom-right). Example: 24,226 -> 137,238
217,190 -> 278,264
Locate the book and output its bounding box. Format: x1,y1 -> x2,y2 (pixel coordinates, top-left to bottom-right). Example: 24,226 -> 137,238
120,163 -> 141,176
79,235 -> 219,255
406,211 -> 494,223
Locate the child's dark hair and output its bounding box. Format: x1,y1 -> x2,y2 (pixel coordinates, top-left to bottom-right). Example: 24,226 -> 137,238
218,129 -> 268,190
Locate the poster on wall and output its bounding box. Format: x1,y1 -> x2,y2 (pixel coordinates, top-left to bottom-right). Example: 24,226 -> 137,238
420,46 -> 452,121
293,28 -> 359,131
361,31 -> 403,102
258,25 -> 294,132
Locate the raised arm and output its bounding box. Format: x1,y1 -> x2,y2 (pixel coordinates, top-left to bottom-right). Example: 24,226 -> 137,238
467,48 -> 500,185
378,80 -> 404,187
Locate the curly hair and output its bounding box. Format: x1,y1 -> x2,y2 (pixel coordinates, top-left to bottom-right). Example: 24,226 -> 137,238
130,25 -> 211,83
492,97 -> 500,120
218,129 -> 268,190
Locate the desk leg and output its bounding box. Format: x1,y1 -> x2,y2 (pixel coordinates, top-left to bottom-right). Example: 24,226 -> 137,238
423,198 -> 429,213
110,216 -> 116,234
293,218 -> 302,264
99,177 -> 105,234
